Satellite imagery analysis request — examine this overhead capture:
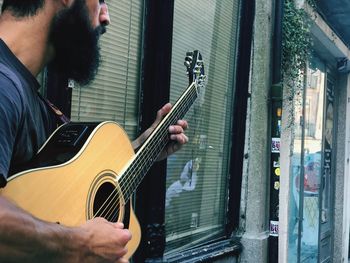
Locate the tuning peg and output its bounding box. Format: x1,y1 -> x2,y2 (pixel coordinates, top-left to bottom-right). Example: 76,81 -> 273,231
186,51 -> 194,57
197,60 -> 203,66
184,51 -> 194,68
198,75 -> 207,82
197,75 -> 207,88
194,65 -> 201,74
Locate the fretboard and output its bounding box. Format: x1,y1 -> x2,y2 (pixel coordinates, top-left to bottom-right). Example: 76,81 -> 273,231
119,81 -> 198,201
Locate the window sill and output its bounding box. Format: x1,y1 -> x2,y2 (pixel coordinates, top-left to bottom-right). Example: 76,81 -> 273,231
163,238 -> 242,263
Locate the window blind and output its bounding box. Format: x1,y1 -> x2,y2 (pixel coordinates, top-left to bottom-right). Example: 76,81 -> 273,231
71,0 -> 143,138
165,0 -> 241,254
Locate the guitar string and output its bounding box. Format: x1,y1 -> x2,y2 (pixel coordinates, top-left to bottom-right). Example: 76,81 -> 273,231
97,84 -> 198,222
106,68 -> 204,208
106,125 -> 171,222
119,83 -> 197,193
106,81 -> 200,221
105,72 -> 205,221
114,82 -> 200,221
95,88 -> 196,222
93,81 -> 199,221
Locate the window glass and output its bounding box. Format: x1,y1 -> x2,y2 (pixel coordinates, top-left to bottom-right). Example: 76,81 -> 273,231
288,78 -> 304,261
288,56 -> 325,262
165,0 -> 241,254
70,0 -> 144,138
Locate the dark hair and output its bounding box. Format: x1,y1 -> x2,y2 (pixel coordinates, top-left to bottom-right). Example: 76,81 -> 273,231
1,0 -> 45,17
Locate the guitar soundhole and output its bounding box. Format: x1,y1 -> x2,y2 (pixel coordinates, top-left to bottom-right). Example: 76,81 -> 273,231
93,182 -> 120,222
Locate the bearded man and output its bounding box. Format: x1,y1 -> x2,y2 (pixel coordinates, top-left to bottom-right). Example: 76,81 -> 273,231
0,1 -> 188,262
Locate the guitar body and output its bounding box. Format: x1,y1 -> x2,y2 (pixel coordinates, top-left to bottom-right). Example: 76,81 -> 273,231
0,122 -> 141,259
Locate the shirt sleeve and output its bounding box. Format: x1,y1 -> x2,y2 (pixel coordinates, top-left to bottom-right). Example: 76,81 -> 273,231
0,72 -> 23,186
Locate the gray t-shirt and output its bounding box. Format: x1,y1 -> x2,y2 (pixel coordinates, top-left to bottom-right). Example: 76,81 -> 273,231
0,39 -> 57,187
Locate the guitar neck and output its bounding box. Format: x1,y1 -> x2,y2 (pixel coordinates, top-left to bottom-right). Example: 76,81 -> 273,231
120,81 -> 199,200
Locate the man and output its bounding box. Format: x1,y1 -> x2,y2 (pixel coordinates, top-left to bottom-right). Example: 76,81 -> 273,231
0,0 -> 188,262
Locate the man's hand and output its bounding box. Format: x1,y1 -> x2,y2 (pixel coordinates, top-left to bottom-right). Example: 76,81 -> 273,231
78,218 -> 132,263
132,103 -> 188,160
0,197 -> 132,263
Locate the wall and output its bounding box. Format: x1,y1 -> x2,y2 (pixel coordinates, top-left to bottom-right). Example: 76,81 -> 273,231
333,74 -> 350,262
239,0 -> 274,262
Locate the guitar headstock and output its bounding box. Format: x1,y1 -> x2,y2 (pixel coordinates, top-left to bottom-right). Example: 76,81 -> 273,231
184,50 -> 207,88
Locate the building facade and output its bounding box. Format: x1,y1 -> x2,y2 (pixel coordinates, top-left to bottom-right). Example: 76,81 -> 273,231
242,0 -> 350,262
279,2 -> 350,262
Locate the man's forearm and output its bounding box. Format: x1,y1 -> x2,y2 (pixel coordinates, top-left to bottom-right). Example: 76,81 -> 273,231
0,196 -> 87,262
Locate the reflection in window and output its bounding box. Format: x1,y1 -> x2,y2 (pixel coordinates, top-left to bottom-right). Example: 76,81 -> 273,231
288,57 -> 325,262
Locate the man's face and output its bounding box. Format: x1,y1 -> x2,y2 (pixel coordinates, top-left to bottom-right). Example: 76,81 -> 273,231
49,0 -> 107,85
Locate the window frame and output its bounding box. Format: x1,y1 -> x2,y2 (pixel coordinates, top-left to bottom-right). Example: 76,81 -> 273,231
133,0 -> 254,261
133,0 -> 174,261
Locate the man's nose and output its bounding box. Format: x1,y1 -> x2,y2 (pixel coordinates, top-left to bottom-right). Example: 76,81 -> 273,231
100,3 -> 110,26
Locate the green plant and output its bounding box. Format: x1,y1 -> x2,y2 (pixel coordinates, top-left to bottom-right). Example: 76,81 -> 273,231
282,0 -> 313,82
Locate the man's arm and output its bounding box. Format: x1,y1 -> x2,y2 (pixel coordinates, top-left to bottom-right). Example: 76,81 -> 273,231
0,196 -> 131,263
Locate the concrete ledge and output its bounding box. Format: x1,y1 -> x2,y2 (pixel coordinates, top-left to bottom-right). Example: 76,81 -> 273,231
239,232 -> 269,263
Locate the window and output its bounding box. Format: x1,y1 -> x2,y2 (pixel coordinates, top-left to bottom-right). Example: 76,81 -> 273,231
70,0 -> 144,138
165,0 -> 241,255
288,55 -> 326,262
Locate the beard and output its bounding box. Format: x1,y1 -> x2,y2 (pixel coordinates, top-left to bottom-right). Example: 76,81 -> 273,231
49,0 -> 105,86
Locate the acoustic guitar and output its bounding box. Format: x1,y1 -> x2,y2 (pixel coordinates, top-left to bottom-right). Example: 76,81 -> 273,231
0,50 -> 206,258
